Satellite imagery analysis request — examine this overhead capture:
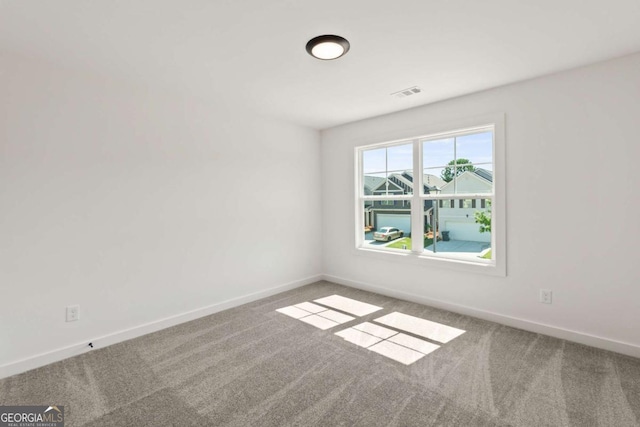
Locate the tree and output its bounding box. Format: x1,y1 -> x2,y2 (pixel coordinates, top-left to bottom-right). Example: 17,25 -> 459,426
474,200 -> 491,233
440,159 -> 475,183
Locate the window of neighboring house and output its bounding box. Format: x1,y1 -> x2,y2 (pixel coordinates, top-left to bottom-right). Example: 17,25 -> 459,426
460,199 -> 473,209
439,199 -> 453,209
356,117 -> 505,275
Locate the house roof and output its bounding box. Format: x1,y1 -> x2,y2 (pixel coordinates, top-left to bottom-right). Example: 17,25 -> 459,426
372,179 -> 403,193
423,174 -> 447,190
473,168 -> 493,183
439,168 -> 493,193
365,170 -> 489,194
363,176 -> 387,195
389,172 -> 414,189
364,172 -> 448,195
403,172 -> 446,191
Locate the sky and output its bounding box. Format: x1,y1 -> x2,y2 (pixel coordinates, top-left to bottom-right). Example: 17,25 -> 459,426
363,131 -> 493,178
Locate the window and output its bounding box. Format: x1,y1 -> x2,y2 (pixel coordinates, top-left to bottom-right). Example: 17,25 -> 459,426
440,199 -> 453,209
356,117 -> 505,275
460,199 -> 473,209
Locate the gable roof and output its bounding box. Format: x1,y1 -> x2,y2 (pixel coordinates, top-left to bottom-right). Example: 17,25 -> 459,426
363,176 -> 387,195
364,172 -> 449,195
372,179 -> 403,193
423,174 -> 447,190
439,168 -> 493,193
364,169 -> 490,195
402,172 -> 446,191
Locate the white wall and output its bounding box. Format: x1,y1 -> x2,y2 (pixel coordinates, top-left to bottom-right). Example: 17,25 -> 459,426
0,52 -> 322,373
321,53 -> 640,355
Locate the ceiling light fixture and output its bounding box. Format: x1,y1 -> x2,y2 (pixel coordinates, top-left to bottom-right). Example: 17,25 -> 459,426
306,35 -> 350,60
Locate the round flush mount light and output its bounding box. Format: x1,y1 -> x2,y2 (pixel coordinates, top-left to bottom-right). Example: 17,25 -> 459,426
305,35 -> 350,60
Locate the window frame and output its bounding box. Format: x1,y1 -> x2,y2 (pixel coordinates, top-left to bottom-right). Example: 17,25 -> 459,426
354,114 -> 506,276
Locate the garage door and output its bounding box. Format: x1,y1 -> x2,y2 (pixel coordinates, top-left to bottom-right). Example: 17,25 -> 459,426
376,214 -> 411,235
443,221 -> 490,243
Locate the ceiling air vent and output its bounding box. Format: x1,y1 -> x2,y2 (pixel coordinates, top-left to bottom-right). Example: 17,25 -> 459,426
391,86 -> 422,98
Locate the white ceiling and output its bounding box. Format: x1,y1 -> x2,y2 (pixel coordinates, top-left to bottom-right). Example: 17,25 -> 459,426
1,1 -> 640,129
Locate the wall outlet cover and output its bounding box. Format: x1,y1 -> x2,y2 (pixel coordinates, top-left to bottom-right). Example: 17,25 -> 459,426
539,289 -> 552,304
66,305 -> 80,322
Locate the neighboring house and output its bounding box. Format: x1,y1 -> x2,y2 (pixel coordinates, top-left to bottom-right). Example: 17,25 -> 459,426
364,169 -> 492,243
363,172 -> 445,235
437,168 -> 493,243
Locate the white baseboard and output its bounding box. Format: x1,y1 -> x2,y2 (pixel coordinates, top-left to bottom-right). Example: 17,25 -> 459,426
0,275 -> 321,380
4,273 -> 636,380
322,274 -> 640,359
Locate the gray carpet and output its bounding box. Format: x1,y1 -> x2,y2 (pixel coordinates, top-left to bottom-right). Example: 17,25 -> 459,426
1,281 -> 639,426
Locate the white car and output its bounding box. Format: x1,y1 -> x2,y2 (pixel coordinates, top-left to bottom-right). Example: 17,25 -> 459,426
373,227 -> 404,242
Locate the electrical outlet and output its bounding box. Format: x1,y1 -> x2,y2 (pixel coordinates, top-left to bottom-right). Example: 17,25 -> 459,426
66,305 -> 80,322
539,289 -> 552,304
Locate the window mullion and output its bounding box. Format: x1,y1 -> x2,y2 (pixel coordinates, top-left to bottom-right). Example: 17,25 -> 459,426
453,136 -> 457,194
385,147 -> 389,196
411,139 -> 422,253
355,148 -> 364,247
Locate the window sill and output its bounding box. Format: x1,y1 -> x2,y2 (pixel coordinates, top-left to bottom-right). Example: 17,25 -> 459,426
353,246 -> 506,277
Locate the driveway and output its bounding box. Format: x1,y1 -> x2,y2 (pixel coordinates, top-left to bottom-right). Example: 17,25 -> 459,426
363,233 -> 488,255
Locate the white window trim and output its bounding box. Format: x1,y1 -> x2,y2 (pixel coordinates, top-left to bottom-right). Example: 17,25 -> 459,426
354,113 -> 506,277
